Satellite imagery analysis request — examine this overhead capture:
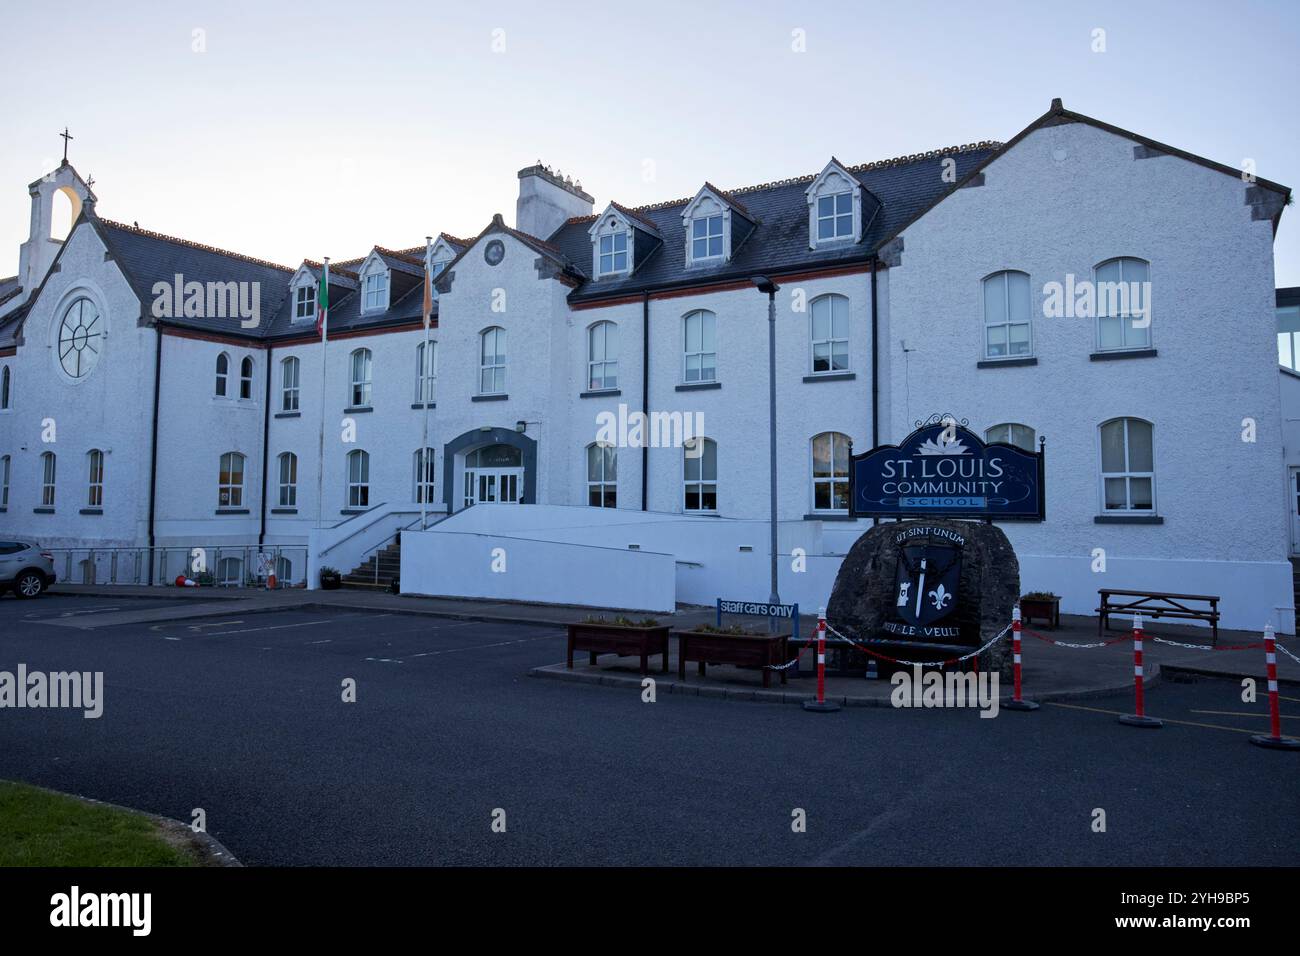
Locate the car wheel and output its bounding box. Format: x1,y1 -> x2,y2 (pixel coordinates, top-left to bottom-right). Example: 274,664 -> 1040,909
15,572 -> 45,598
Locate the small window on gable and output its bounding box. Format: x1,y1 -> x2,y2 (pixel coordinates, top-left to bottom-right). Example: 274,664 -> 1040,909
817,193 -> 853,241
691,215 -> 723,261
239,356 -> 254,400
599,232 -> 629,276
362,261 -> 389,313
215,353 -> 229,397
294,282 -> 316,321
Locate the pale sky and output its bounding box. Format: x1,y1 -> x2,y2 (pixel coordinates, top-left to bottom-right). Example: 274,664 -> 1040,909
2,0 -> 1297,283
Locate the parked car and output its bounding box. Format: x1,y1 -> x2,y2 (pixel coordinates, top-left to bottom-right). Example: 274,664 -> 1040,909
0,540 -> 57,598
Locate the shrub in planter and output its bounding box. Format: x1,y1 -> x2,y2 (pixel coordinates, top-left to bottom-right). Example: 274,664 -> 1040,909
319,567 -> 342,590
1019,591 -> 1061,628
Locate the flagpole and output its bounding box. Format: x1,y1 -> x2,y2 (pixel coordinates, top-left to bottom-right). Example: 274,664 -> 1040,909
315,257 -> 329,530
420,237 -> 433,530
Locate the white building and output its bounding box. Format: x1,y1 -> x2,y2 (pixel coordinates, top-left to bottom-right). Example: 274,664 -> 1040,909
0,99 -> 1294,631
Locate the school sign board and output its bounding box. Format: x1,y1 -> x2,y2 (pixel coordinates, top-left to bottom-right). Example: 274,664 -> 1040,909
852,418 -> 1045,520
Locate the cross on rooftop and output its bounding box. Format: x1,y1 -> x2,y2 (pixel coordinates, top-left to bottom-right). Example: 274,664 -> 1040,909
59,127 -> 73,163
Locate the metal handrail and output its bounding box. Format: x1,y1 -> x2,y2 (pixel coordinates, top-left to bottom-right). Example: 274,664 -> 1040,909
318,503 -> 421,558
354,508 -> 450,585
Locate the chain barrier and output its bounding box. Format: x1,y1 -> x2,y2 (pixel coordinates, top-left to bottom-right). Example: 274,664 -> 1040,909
1149,636 -> 1266,653
1275,641 -> 1300,666
822,620 -> 1012,667
764,627 -> 818,671
1026,629 -> 1131,650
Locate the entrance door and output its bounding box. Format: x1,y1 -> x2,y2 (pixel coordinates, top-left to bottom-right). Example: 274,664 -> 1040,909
1291,468 -> 1300,554
462,444 -> 525,507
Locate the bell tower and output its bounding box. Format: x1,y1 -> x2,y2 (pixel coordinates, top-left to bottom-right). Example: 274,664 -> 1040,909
17,155 -> 97,299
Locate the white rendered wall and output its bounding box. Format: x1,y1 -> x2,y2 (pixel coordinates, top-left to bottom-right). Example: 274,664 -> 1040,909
886,121 -> 1292,633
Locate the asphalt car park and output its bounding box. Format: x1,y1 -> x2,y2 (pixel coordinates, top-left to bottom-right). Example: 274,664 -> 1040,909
1,601 -> 1296,866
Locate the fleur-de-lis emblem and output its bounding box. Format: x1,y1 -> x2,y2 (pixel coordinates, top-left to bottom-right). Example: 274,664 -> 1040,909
928,583 -> 952,611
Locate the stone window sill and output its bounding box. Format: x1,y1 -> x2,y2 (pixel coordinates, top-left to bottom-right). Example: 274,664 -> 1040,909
1090,348 -> 1157,362
676,382 -> 721,392
472,393 -> 508,402
410,402 -> 436,410
79,508 -> 103,515
33,507 -> 54,514
580,389 -> 622,399
344,405 -> 374,414
215,508 -> 250,515
270,508 -> 298,514
803,512 -> 856,521
1094,514 -> 1163,524
803,372 -> 856,383
977,357 -> 1038,369
274,411 -> 301,419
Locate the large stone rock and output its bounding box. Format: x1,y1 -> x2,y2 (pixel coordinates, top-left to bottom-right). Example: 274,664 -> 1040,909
825,518 -> 1019,678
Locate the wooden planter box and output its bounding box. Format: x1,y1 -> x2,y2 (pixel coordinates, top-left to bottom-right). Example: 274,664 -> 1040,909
673,630 -> 791,688
567,622 -> 671,676
1020,597 -> 1060,629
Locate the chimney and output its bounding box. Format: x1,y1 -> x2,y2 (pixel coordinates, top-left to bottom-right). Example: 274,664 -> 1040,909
516,162 -> 593,241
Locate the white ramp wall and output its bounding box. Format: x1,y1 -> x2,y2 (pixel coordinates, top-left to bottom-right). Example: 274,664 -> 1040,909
401,529 -> 677,612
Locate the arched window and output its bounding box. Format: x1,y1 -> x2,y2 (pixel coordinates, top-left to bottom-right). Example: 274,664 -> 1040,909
281,357 -> 300,412
985,423 -> 1036,452
1095,257 -> 1151,352
239,356 -> 254,400
0,366 -> 9,409
218,452 -> 245,508
86,449 -> 104,508
1,455 -> 10,509
982,270 -> 1032,359
810,295 -> 849,374
350,348 -> 372,407
683,437 -> 717,512
347,449 -> 370,508
1099,418 -> 1155,513
586,442 -> 617,507
480,327 -> 506,394
215,352 -> 229,396
683,310 -> 716,383
413,447 -> 435,504
587,321 -> 618,391
277,452 -> 297,508
40,451 -> 56,507
415,341 -> 436,404
811,432 -> 851,513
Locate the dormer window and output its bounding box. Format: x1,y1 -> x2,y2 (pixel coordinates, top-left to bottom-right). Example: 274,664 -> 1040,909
599,232 -> 628,275
293,283 -> 316,321
691,215 -> 723,260
363,271 -> 388,312
816,193 -> 853,241
805,159 -> 867,249
590,206 -> 655,279
681,185 -> 752,267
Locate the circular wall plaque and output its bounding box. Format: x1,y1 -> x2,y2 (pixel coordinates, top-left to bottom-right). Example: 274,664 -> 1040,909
484,240 -> 505,266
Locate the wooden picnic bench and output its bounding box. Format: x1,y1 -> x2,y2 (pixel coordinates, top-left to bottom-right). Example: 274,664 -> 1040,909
1097,589 -> 1220,644
673,631 -> 791,688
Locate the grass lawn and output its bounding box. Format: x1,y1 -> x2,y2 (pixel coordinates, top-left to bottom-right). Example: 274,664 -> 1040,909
0,781 -> 199,867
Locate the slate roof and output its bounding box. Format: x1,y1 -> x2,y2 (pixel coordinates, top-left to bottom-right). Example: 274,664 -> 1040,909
95,219 -> 296,337
553,143 -> 999,303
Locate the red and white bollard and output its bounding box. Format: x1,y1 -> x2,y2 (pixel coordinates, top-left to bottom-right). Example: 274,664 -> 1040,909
1250,623 -> 1300,750
1005,603 -> 1038,711
802,607 -> 841,713
1119,612 -> 1162,728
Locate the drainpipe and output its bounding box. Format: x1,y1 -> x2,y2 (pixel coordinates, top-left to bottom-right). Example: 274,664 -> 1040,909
870,253 -> 880,527
146,324 -> 162,583
259,345 -> 272,548
641,291 -> 650,511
